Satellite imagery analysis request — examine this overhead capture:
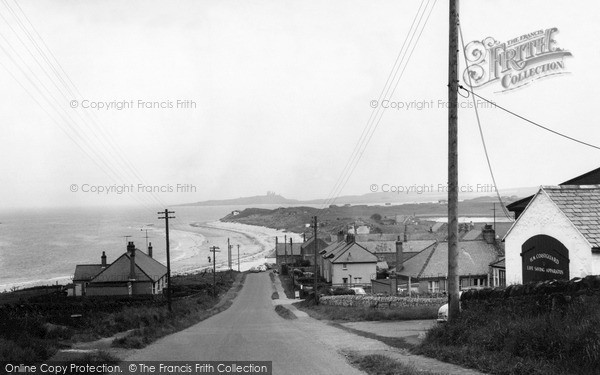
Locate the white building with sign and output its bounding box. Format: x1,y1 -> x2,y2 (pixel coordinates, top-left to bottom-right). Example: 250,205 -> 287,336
504,185 -> 600,285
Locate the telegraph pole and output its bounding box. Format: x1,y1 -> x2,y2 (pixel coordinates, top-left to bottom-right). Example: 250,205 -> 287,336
210,246 -> 220,298
447,0 -> 460,322
313,216 -> 319,305
158,209 -> 175,312
284,234 -> 288,271
290,237 -> 295,289
227,238 -> 232,271
492,203 -> 496,232
237,244 -> 240,272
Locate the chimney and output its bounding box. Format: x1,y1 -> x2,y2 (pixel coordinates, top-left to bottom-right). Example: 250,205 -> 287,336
482,224 -> 495,244
396,236 -> 404,272
101,251 -> 107,267
128,241 -> 136,280
148,242 -> 153,258
346,233 -> 355,244
337,230 -> 345,243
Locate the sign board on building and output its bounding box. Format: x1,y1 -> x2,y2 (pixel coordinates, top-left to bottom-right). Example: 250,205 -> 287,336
521,234 -> 569,283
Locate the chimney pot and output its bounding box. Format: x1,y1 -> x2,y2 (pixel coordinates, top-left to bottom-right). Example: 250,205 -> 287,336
148,242 -> 153,258
396,237 -> 404,272
101,251 -> 107,267
128,242 -> 136,281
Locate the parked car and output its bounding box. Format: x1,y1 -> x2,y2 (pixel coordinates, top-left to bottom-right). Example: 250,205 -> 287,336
249,266 -> 260,273
349,287 -> 366,295
437,292 -> 462,323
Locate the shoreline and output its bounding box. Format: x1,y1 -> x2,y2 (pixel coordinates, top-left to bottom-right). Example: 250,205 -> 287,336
1,221 -> 301,292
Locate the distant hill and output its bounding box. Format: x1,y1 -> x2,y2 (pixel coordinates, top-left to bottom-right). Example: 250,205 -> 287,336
178,187 -> 538,207
178,194 -> 301,207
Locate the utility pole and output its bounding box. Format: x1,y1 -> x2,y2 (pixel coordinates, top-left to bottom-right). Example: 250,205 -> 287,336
290,237 -> 295,289
492,203 -> 496,232
313,216 -> 319,305
284,234 -> 288,272
227,238 -> 232,271
237,244 -> 240,272
158,209 -> 175,312
447,0 -> 460,322
209,246 -> 220,298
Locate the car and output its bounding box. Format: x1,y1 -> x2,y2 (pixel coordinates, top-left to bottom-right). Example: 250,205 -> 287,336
437,303 -> 449,322
349,287 -> 366,295
249,266 -> 260,273
437,291 -> 463,323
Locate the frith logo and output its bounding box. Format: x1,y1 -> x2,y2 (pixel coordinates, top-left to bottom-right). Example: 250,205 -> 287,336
463,27 -> 572,92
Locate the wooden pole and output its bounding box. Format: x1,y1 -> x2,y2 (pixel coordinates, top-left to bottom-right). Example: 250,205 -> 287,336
447,0 -> 460,322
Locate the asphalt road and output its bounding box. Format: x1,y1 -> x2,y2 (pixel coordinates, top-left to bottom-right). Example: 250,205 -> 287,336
126,272 -> 365,375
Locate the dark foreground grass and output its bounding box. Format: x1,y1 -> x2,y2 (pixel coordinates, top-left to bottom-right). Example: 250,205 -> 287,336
294,300 -> 438,322
416,297 -> 600,375
348,353 -> 445,375
0,271 -> 245,361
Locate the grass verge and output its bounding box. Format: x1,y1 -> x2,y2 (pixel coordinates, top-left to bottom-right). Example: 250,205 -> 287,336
294,300 -> 437,322
347,353 -> 445,375
0,271 -> 246,360
278,274 -> 295,299
415,297 -> 600,375
274,305 -> 297,320
112,272 -> 246,348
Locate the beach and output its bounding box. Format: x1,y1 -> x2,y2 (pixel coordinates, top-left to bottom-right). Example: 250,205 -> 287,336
0,213 -> 302,291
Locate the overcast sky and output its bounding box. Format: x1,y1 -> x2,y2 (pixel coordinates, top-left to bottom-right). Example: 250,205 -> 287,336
0,0 -> 598,209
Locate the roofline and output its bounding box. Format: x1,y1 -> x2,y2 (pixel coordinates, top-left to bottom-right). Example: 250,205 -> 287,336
503,186 -> 595,249
503,186 -> 544,241
560,166 -> 600,185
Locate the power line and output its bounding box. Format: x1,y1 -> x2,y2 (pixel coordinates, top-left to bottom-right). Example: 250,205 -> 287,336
459,84 -> 600,152
458,22 -> 513,221
323,0 -> 438,208
322,0 -> 428,208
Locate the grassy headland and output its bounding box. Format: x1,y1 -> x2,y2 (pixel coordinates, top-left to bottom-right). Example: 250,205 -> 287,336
220,196 -> 518,238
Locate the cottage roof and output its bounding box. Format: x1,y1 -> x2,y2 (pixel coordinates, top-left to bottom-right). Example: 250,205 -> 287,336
397,240 -> 499,279
275,243 -> 303,256
543,185 -> 600,248
92,250 -> 167,283
73,264 -> 104,282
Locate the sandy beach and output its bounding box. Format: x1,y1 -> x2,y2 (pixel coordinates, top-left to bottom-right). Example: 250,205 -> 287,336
167,221 -> 303,274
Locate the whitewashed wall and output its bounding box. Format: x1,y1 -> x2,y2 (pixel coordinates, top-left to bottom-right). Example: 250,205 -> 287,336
505,190 -> 593,285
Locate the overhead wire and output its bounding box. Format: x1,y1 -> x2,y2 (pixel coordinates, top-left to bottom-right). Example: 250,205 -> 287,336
458,21 -> 514,221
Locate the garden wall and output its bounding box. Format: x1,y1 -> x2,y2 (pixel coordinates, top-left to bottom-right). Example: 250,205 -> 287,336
461,275 -> 600,315
319,295 -> 446,309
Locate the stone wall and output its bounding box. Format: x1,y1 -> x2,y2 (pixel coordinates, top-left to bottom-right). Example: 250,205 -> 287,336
319,295 -> 446,309
461,275 -> 600,315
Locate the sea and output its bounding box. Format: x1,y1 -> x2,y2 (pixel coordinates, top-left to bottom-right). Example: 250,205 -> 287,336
0,204 -> 295,292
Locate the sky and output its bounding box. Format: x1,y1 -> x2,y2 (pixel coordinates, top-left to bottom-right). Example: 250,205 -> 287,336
0,0 -> 598,209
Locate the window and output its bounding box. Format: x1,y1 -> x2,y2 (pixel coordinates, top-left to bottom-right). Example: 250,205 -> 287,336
428,280 -> 439,293
342,263 -> 347,270
499,270 -> 506,287
342,278 -> 348,285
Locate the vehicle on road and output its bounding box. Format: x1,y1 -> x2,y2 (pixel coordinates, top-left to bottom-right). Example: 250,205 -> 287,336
349,287 -> 366,295
437,291 -> 463,322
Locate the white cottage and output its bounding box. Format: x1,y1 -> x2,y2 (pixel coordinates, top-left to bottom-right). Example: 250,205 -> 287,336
504,185 -> 600,285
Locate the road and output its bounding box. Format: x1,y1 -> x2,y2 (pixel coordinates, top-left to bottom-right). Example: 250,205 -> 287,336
126,272 -> 366,375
